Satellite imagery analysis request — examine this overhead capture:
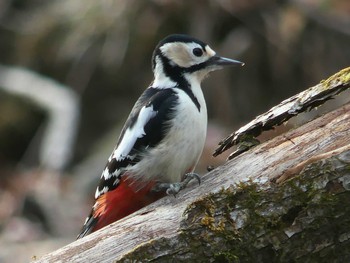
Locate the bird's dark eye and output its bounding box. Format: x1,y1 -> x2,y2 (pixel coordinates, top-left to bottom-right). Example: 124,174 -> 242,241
192,48 -> 203,57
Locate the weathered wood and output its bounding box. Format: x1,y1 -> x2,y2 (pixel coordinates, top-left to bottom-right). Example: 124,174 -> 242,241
33,101 -> 350,262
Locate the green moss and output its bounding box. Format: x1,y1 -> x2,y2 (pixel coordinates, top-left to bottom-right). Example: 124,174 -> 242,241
184,155 -> 350,261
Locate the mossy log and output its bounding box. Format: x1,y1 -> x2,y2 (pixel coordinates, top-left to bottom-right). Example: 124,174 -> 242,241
34,102 -> 350,262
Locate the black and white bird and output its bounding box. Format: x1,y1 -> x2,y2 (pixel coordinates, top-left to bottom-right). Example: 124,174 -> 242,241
77,34 -> 244,238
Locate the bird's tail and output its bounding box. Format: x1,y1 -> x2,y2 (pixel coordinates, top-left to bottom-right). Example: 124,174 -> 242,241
77,212 -> 97,239
77,178 -> 165,239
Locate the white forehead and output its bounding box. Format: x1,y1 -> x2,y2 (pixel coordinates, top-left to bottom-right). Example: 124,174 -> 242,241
205,45 -> 216,56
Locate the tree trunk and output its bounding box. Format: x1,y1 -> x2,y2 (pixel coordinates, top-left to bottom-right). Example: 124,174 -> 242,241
32,101 -> 350,262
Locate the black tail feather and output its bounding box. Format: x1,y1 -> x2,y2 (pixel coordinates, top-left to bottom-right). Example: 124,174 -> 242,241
77,214 -> 98,239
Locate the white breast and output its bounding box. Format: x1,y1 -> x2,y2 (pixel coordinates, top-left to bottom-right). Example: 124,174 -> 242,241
127,78 -> 207,184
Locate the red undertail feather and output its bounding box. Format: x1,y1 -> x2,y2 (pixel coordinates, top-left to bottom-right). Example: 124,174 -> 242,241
91,178 -> 165,233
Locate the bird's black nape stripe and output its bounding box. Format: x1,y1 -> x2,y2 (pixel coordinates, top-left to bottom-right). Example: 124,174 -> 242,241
184,59 -> 212,74
183,87 -> 200,112
157,54 -> 201,112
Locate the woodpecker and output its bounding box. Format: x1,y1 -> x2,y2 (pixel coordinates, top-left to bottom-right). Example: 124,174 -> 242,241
77,34 -> 244,238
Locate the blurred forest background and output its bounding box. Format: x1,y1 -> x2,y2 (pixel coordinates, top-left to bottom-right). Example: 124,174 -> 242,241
0,0 -> 349,262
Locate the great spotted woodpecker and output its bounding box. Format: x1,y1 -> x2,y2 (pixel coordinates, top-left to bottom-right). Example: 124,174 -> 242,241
77,34 -> 244,238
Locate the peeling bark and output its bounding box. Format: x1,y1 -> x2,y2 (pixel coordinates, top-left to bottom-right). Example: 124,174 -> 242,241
33,102 -> 350,262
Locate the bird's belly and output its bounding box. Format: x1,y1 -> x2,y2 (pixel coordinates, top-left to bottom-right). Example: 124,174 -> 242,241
159,107 -> 207,182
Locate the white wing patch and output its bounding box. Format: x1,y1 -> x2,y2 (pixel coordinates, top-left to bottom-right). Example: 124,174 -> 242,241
102,167 -> 110,180
112,105 -> 157,161
101,166 -> 122,180
95,186 -> 109,199
95,105 -> 158,199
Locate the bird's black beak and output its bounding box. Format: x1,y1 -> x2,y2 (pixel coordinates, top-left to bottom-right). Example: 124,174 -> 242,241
208,56 -> 245,67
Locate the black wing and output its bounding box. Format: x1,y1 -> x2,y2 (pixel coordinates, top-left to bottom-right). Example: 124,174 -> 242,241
94,87 -> 178,199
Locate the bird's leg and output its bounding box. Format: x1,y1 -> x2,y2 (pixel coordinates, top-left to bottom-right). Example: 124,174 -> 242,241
152,173 -> 201,197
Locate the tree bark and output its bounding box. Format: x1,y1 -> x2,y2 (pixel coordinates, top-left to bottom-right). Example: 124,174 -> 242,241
32,101 -> 350,262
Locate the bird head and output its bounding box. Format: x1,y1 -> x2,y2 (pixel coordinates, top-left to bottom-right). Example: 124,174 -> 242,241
152,34 -> 244,85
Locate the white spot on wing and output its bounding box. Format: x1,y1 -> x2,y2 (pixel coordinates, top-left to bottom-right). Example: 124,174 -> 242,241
102,167 -> 110,180
113,176 -> 120,185
95,186 -> 109,199
113,105 -> 157,161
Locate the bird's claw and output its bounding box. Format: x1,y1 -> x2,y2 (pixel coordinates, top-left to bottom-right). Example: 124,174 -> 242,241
152,172 -> 201,197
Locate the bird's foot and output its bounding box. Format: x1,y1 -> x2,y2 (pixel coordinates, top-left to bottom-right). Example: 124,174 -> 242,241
152,173 -> 201,197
